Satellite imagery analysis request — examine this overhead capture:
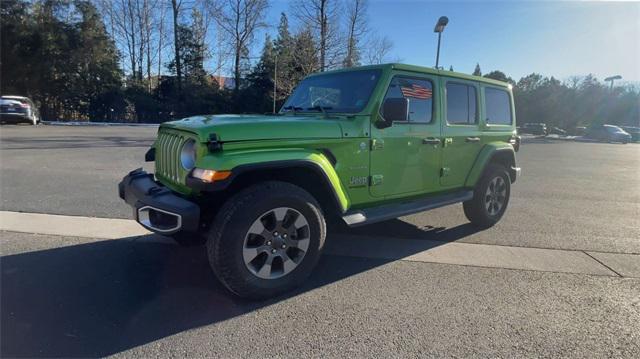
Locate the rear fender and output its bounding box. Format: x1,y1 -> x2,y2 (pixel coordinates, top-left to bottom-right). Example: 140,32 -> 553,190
465,143 -> 517,186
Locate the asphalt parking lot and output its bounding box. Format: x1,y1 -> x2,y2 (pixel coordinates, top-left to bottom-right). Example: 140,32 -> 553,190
1,125 -> 639,357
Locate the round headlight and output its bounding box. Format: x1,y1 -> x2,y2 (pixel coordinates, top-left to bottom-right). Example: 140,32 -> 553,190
180,139 -> 197,170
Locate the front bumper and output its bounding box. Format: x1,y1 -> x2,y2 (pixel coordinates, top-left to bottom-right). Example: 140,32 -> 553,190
118,168 -> 200,234
512,166 -> 522,181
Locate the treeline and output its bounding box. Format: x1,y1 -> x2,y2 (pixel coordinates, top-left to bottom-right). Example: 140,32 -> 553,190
474,66 -> 639,129
1,0 -> 392,122
1,0 -> 638,128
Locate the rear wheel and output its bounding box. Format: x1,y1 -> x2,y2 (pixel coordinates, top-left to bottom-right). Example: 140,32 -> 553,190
206,181 -> 326,299
463,164 -> 511,228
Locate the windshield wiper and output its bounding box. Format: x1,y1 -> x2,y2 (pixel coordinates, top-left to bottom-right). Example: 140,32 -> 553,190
282,105 -> 303,114
306,105 -> 333,116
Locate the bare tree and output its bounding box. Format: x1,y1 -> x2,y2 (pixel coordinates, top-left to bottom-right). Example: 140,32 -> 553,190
211,24 -> 231,81
97,0 -> 168,89
214,0 -> 269,91
171,0 -> 183,92
343,0 -> 367,68
363,34 -> 394,65
292,0 -> 342,71
157,1 -> 167,83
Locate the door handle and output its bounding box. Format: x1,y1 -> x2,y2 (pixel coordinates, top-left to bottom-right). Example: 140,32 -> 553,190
465,136 -> 481,143
422,138 -> 441,145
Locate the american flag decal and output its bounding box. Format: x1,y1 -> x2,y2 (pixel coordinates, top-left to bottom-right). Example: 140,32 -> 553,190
400,84 -> 432,99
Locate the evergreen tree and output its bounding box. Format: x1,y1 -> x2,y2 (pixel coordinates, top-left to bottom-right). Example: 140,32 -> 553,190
473,63 -> 482,76
273,13 -> 295,99
290,28 -> 319,84
245,35 -> 276,113
167,24 -> 206,84
484,70 -> 515,85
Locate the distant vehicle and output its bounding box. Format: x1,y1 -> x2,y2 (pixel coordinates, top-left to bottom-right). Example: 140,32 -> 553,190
585,124 -> 632,144
620,126 -> 640,142
520,123 -> 548,136
571,126 -> 587,136
549,127 -> 567,136
0,96 -> 40,125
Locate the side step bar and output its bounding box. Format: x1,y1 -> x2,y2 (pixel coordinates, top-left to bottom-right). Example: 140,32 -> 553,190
342,190 -> 474,227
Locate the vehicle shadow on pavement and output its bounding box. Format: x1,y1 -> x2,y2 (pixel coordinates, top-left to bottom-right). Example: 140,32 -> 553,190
1,221 -> 479,358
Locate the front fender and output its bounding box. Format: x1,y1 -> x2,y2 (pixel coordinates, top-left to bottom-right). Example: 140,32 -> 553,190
465,143 -> 517,187
196,149 -> 350,212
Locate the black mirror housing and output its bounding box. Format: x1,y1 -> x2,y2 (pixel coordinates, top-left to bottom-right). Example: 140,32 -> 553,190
378,98 -> 409,128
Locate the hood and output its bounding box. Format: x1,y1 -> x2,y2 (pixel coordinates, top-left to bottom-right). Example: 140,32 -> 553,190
161,114 -> 344,142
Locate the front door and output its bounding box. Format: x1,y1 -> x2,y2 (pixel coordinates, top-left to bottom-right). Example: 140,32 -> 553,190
369,74 -> 441,198
441,79 -> 483,188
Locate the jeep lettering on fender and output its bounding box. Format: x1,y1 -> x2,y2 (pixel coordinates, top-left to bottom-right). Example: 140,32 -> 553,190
119,63 -> 521,299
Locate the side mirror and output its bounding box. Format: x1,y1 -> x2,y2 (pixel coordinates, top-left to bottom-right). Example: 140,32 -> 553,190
378,98 -> 408,128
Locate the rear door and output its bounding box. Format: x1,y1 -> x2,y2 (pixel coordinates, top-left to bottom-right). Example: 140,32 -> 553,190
440,78 -> 483,188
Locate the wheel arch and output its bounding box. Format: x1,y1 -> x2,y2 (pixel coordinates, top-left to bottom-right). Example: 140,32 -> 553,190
224,160 -> 348,218
465,144 -> 518,186
195,148 -> 350,218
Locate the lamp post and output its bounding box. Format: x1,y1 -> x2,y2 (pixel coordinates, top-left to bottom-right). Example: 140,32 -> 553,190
433,16 -> 449,69
604,75 -> 622,90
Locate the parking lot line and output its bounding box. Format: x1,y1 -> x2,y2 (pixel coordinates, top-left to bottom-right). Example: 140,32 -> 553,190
1,210 -> 633,278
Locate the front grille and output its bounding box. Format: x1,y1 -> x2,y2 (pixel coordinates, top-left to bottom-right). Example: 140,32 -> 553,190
155,131 -> 190,184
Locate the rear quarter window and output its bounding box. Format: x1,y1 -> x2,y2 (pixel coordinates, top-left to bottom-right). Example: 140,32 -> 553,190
484,87 -> 512,125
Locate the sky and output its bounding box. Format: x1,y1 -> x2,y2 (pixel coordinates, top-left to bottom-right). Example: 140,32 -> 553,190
253,0 -> 639,84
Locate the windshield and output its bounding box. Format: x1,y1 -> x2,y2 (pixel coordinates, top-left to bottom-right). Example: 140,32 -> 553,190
606,126 -> 624,133
281,69 -> 382,114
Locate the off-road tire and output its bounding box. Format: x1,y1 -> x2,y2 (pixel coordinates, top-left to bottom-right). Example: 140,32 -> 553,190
463,164 -> 511,228
206,181 -> 326,299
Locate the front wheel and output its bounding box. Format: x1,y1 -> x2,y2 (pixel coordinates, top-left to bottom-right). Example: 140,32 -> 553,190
206,181 -> 326,299
463,164 -> 511,228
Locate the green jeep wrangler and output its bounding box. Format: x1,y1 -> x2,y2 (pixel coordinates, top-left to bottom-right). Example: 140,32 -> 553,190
119,63 -> 521,299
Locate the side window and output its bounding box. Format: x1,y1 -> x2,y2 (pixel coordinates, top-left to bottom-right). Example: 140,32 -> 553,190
446,82 -> 477,125
485,87 -> 512,125
383,77 -> 433,123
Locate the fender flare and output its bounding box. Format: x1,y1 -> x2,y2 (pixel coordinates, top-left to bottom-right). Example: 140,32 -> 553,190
465,144 -> 517,187
192,150 -> 350,213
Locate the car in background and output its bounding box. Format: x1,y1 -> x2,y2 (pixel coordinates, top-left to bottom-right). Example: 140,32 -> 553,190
585,124 -> 632,144
549,127 -> 567,136
519,123 -> 548,136
0,96 -> 40,125
570,126 -> 587,136
620,126 -> 640,142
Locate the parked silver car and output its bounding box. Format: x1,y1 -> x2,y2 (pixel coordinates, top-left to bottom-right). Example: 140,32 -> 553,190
0,96 -> 40,125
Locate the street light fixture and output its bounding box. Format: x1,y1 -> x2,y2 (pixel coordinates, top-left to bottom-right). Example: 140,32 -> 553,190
433,16 -> 449,69
604,75 -> 622,90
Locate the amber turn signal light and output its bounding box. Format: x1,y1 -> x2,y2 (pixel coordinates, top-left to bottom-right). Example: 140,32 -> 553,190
191,168 -> 231,183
